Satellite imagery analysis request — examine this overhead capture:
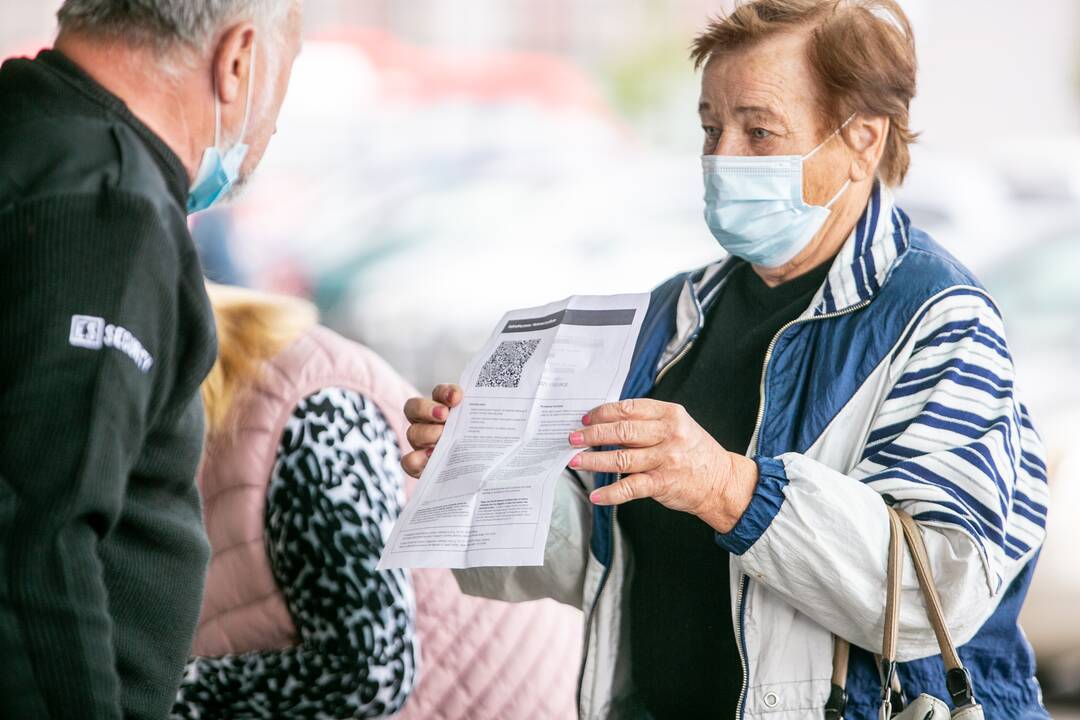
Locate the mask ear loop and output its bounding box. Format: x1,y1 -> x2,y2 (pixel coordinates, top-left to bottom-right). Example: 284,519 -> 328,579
235,40 -> 257,146
212,72 -> 222,150
806,113 -> 857,208
824,179 -> 852,209
803,112 -> 857,161
211,39 -> 258,151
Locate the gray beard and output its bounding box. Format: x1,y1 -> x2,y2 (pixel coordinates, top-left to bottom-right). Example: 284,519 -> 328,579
221,168 -> 256,205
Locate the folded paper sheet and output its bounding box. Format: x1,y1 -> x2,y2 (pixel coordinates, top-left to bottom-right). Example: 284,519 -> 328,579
379,293 -> 650,569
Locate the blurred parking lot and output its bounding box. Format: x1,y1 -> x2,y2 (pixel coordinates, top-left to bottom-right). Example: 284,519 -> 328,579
4,0 -> 1079,710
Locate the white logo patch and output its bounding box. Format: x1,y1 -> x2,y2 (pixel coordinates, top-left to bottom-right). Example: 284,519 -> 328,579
69,315 -> 105,349
69,314 -> 154,373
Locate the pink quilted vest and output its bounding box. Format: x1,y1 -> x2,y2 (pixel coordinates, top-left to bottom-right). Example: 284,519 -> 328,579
194,325 -> 582,718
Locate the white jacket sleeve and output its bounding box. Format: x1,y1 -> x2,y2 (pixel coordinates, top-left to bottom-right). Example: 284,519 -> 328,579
717,289 -> 1050,661
453,469 -> 592,609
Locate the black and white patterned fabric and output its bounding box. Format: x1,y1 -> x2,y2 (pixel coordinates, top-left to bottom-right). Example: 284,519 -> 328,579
173,387 -> 417,719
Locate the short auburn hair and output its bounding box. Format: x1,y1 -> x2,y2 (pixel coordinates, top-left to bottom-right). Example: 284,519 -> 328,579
691,0 -> 918,186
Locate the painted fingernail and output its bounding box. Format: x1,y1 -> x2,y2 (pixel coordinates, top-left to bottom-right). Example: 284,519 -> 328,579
569,431 -> 584,446
433,406 -> 446,420
589,490 -> 602,504
569,454 -> 582,468
581,413 -> 591,426
426,447 -> 434,457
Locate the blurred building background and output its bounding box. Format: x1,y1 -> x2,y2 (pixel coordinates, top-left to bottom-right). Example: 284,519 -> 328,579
3,0 -> 1079,712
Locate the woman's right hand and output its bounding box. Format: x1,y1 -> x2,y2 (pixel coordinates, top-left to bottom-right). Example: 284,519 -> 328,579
401,383 -> 463,478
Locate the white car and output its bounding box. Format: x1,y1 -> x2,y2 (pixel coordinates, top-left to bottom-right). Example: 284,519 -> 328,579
983,230 -> 1080,702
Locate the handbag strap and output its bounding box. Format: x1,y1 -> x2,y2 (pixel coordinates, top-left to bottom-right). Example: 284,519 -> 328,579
825,507 -> 978,719
876,509 -> 906,719
893,508 -> 978,709
826,510 -> 904,719
881,509 -> 905,663
893,509 -> 960,669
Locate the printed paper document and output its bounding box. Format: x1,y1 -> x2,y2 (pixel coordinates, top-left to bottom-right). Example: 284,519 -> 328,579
378,293 -> 650,569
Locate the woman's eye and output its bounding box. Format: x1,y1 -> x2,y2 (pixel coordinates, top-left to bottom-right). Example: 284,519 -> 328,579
751,127 -> 772,140
703,126 -> 720,139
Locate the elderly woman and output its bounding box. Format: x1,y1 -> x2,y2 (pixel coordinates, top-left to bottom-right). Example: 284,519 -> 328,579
403,1 -> 1050,718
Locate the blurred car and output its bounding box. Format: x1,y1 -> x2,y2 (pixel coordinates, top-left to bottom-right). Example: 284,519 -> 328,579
983,229 -> 1080,702
895,144 -> 1080,276
223,30 -> 719,391
895,145 -> 1018,272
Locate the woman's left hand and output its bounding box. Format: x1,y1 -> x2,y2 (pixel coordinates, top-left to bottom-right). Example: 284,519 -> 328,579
568,398 -> 759,533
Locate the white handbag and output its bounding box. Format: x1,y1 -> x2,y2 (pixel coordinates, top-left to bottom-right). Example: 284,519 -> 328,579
825,507 -> 985,720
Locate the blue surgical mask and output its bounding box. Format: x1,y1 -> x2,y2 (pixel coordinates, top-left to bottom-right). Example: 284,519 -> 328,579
702,115 -> 854,268
187,42 -> 257,215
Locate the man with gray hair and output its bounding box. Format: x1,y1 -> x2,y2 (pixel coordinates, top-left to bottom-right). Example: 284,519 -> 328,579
0,1 -> 303,718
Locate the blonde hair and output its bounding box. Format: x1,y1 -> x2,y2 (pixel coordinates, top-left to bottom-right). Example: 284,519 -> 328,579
202,282 -> 319,439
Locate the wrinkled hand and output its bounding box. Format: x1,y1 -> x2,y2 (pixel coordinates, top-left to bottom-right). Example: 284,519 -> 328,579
401,383 -> 462,478
568,398 -> 759,533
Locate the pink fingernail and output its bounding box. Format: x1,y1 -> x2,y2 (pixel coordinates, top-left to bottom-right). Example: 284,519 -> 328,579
582,413 -> 591,426
569,454 -> 582,468
569,431 -> 584,446
589,490 -> 602,504
426,448 -> 434,457
433,406 -> 446,420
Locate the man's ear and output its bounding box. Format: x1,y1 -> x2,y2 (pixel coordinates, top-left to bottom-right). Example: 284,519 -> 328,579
212,22 -> 257,106
845,115 -> 889,183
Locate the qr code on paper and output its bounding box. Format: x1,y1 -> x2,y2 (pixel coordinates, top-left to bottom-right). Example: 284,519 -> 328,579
476,339 -> 541,389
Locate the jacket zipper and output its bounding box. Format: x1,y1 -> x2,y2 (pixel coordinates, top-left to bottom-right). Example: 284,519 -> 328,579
577,504 -> 617,718
733,574 -> 750,719
749,299 -> 871,457
575,293 -> 871,718
735,298 -> 872,719
576,328 -> 703,715
654,340 -> 696,384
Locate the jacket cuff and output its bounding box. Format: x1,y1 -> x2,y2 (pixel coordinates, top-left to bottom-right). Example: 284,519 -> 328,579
714,455 -> 789,555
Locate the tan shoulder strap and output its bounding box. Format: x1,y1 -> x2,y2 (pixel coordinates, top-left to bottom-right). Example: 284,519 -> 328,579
881,508 -> 905,663
828,507 -> 978,717
831,636 -> 850,687
893,508 -> 962,671
826,509 -> 903,718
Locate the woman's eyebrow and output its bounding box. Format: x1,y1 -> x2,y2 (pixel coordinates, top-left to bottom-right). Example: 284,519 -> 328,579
698,101 -> 784,118
735,105 -> 780,119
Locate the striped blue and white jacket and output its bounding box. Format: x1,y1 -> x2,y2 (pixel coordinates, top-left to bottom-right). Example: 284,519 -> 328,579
456,184 -> 1050,719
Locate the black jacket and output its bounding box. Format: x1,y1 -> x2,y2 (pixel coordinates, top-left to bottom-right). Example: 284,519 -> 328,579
0,50 -> 216,720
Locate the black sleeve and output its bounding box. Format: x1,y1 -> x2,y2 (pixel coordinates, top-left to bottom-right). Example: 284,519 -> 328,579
0,191 -> 179,719
172,388 -> 418,720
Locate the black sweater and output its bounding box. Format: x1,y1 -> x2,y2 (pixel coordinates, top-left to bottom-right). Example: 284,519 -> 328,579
0,50 -> 216,719
620,260 -> 831,719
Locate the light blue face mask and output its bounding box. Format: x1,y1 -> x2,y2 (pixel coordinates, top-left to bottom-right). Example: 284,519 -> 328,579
702,116 -> 854,268
187,42 -> 257,215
